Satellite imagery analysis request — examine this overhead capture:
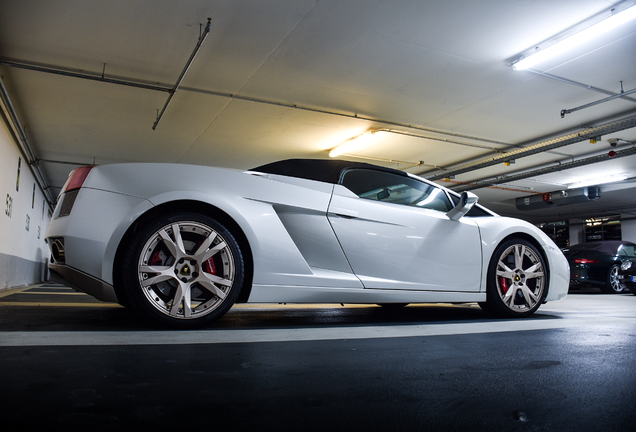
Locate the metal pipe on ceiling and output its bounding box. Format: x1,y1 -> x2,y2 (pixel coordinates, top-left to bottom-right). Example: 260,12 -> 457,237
0,57 -> 510,148
152,18 -> 212,130
526,70 -> 636,104
0,58 -> 172,93
2,56 -> 634,180
421,113 -> 636,181
451,145 -> 636,192
384,129 -> 502,152
561,86 -> 636,118
0,75 -> 55,208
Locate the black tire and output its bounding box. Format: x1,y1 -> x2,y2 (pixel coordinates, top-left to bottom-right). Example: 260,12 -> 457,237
601,264 -> 625,293
479,238 -> 548,318
119,211 -> 244,328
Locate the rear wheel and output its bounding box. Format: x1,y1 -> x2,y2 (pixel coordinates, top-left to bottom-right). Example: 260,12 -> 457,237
120,212 -> 244,328
479,238 -> 547,318
601,264 -> 625,293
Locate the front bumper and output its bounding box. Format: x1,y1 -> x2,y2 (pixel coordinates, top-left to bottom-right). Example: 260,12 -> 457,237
618,274 -> 636,288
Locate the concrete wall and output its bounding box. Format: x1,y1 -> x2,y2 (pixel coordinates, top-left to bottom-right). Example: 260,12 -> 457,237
621,215 -> 636,243
0,118 -> 51,289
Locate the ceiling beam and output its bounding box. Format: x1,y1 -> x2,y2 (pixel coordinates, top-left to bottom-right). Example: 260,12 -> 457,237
421,113 -> 636,181
452,145 -> 636,192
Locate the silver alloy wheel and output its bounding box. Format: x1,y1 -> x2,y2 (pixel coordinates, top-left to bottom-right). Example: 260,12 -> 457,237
495,243 -> 546,313
137,221 -> 235,319
608,265 -> 624,292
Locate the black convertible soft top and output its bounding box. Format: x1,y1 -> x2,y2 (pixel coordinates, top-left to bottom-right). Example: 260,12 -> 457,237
250,158 -> 408,184
566,240 -> 636,255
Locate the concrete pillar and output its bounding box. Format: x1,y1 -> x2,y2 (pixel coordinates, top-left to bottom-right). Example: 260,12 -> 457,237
568,218 -> 585,246
620,214 -> 636,243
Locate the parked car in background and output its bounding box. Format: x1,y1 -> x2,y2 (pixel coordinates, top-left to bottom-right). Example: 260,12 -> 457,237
562,241 -> 636,293
618,259 -> 636,295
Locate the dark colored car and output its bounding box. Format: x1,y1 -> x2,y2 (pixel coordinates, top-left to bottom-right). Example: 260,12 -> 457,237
562,241 -> 636,293
618,259 -> 636,295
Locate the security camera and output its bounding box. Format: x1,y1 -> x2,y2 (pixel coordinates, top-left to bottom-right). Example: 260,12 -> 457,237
608,138 -> 619,147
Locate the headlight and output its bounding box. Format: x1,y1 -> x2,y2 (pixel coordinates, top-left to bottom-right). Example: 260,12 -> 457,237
621,261 -> 633,271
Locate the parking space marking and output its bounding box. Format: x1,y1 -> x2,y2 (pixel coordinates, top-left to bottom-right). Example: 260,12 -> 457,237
0,283 -> 110,307
0,287 -> 31,298
0,302 -> 122,307
18,291 -> 89,295
2,315 -> 635,347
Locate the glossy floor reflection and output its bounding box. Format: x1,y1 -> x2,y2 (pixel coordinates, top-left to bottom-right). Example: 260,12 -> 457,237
1,283 -> 635,431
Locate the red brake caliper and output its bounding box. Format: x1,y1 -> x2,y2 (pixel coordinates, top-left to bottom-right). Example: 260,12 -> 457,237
150,249 -> 165,266
203,257 -> 217,275
499,277 -> 509,294
193,238 -> 217,275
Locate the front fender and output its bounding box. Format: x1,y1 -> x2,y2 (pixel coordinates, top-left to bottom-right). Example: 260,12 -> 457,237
474,216 -> 569,301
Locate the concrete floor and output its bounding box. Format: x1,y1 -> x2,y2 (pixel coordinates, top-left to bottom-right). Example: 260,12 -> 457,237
1,283 -> 635,431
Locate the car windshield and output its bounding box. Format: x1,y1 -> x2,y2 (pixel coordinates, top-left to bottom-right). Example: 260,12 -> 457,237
618,244 -> 636,257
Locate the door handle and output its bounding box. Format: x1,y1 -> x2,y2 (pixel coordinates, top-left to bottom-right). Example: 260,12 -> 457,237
329,206 -> 359,219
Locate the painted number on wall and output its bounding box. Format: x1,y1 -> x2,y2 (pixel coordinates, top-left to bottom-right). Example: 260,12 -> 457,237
5,194 -> 12,218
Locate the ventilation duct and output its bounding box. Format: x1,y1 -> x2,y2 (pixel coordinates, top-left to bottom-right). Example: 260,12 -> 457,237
515,186 -> 601,211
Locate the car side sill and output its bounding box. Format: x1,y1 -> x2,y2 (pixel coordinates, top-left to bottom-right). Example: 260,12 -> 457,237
248,284 -> 486,304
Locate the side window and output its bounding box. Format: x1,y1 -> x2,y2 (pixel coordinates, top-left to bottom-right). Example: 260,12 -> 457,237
340,169 -> 452,212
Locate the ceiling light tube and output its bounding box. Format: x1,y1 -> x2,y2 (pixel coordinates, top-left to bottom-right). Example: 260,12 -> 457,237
329,130 -> 381,157
513,4 -> 636,71
567,174 -> 627,189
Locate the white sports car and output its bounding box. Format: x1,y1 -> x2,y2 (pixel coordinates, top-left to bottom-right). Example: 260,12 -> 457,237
45,159 -> 569,327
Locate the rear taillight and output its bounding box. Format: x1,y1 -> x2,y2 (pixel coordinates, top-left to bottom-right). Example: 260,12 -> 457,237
61,166 -> 94,194
574,259 -> 600,264
55,166 -> 95,218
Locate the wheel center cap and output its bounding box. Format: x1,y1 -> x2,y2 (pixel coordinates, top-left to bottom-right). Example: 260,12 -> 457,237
176,259 -> 198,281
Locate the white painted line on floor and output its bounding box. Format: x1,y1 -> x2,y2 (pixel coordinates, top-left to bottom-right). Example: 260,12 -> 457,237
1,315 -> 635,347
0,302 -> 121,307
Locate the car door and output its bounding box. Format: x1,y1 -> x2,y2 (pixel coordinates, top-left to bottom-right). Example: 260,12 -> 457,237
327,168 -> 483,292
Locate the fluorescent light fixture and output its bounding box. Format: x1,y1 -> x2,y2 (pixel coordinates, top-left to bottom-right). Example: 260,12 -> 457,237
567,174 -> 627,189
329,130 -> 382,157
513,4 -> 636,71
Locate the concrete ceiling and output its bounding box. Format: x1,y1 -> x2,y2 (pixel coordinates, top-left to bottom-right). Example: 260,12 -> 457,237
1,0 -> 635,224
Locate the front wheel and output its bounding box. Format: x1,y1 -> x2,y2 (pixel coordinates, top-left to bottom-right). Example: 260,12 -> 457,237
601,264 -> 625,293
479,239 -> 548,318
120,212 -> 244,328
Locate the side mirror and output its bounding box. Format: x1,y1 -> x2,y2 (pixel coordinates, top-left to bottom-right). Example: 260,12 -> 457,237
446,191 -> 479,221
